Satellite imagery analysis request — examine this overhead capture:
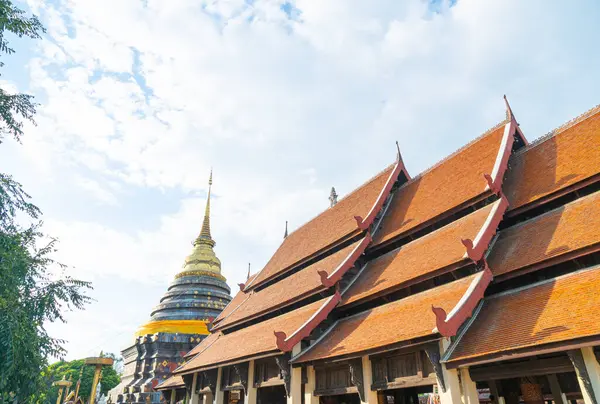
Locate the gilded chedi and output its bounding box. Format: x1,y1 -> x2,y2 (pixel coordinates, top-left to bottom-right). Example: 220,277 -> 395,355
109,172 -> 232,403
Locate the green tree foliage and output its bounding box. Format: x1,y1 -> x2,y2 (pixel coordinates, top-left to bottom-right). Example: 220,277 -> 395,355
0,0 -> 93,401
0,0 -> 45,143
41,356 -> 121,403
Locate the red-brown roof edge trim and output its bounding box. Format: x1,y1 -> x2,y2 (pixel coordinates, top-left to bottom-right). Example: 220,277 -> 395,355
503,95 -> 529,147
319,234 -> 371,287
355,145 -> 410,230
274,290 -> 341,352
462,195 -> 509,262
432,262 -> 493,337
484,101 -> 523,195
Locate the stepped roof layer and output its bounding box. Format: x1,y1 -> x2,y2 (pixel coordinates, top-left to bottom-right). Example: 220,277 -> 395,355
155,375 -> 184,390
294,275 -> 477,364
177,298 -> 330,373
375,123 -> 507,246
343,203 -> 495,306
445,266 -> 600,366
504,105 -> 600,213
488,190 -> 600,280
213,273 -> 258,326
214,239 -> 363,330
248,163 -> 396,289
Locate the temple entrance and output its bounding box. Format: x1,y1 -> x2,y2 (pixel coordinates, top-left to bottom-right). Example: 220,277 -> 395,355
468,353 -> 587,404
380,385 -> 433,404
318,393 -> 361,404
175,388 -> 187,403
257,385 -> 286,404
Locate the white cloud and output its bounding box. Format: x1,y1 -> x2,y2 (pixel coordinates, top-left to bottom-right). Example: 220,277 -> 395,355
4,0 -> 599,359
73,175 -> 119,206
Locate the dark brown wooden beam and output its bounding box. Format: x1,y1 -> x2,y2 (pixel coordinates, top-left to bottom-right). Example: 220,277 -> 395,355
469,356 -> 573,382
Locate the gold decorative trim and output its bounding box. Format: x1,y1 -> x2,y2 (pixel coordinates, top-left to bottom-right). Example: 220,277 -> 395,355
175,270 -> 226,281
135,320 -> 210,336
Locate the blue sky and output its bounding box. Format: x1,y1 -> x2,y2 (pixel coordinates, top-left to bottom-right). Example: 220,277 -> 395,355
1,0 -> 599,360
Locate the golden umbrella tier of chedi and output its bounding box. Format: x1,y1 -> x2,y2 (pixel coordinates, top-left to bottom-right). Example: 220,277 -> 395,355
108,172 -> 232,403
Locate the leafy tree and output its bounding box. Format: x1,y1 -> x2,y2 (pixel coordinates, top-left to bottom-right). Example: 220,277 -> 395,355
0,0 -> 93,401
42,356 -> 121,403
0,0 -> 45,143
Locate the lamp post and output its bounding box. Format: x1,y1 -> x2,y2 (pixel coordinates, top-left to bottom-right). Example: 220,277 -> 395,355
85,353 -> 114,404
53,376 -> 73,404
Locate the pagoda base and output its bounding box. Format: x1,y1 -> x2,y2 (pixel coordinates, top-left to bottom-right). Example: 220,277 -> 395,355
108,332 -> 206,403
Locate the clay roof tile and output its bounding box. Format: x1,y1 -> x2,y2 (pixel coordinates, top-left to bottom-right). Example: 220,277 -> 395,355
504,105 -> 600,213
295,275 -> 477,363
177,298 -> 329,373
489,191 -> 600,279
343,203 -> 495,306
375,124 -> 506,245
446,265 -> 600,365
249,163 -> 396,288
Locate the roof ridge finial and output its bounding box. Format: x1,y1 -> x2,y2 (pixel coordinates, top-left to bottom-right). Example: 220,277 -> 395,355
283,220 -> 288,239
504,94 -> 515,122
195,169 -> 214,246
247,263 -> 251,280
329,187 -> 338,208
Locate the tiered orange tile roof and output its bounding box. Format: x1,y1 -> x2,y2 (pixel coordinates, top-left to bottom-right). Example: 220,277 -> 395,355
488,191 -> 600,279
343,204 -> 495,306
445,266 -> 600,366
375,124 -> 506,246
294,275 -> 477,363
177,298 -> 329,373
212,274 -> 258,326
249,164 -> 395,288
155,375 -> 184,390
184,331 -> 220,358
504,105 -> 600,213
214,239 -> 363,330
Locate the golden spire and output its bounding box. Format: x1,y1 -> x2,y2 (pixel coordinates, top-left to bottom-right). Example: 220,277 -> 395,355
196,169 -> 214,246
179,170 -> 222,276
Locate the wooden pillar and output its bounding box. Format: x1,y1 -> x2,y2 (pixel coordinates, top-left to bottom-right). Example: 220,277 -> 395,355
304,366 -> 320,404
569,348 -> 600,404
438,338 -> 463,404
170,389 -> 176,404
459,367 -> 479,404
215,367 -> 226,404
488,380 -> 506,404
246,360 -> 257,404
547,374 -> 567,404
582,347 -> 600,404
202,391 -> 214,404
190,373 -> 200,404
287,344 -> 303,404
360,356 -> 379,404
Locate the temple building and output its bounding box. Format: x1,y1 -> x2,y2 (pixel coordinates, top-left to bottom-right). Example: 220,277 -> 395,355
156,99 -> 600,404
110,173 -> 232,403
